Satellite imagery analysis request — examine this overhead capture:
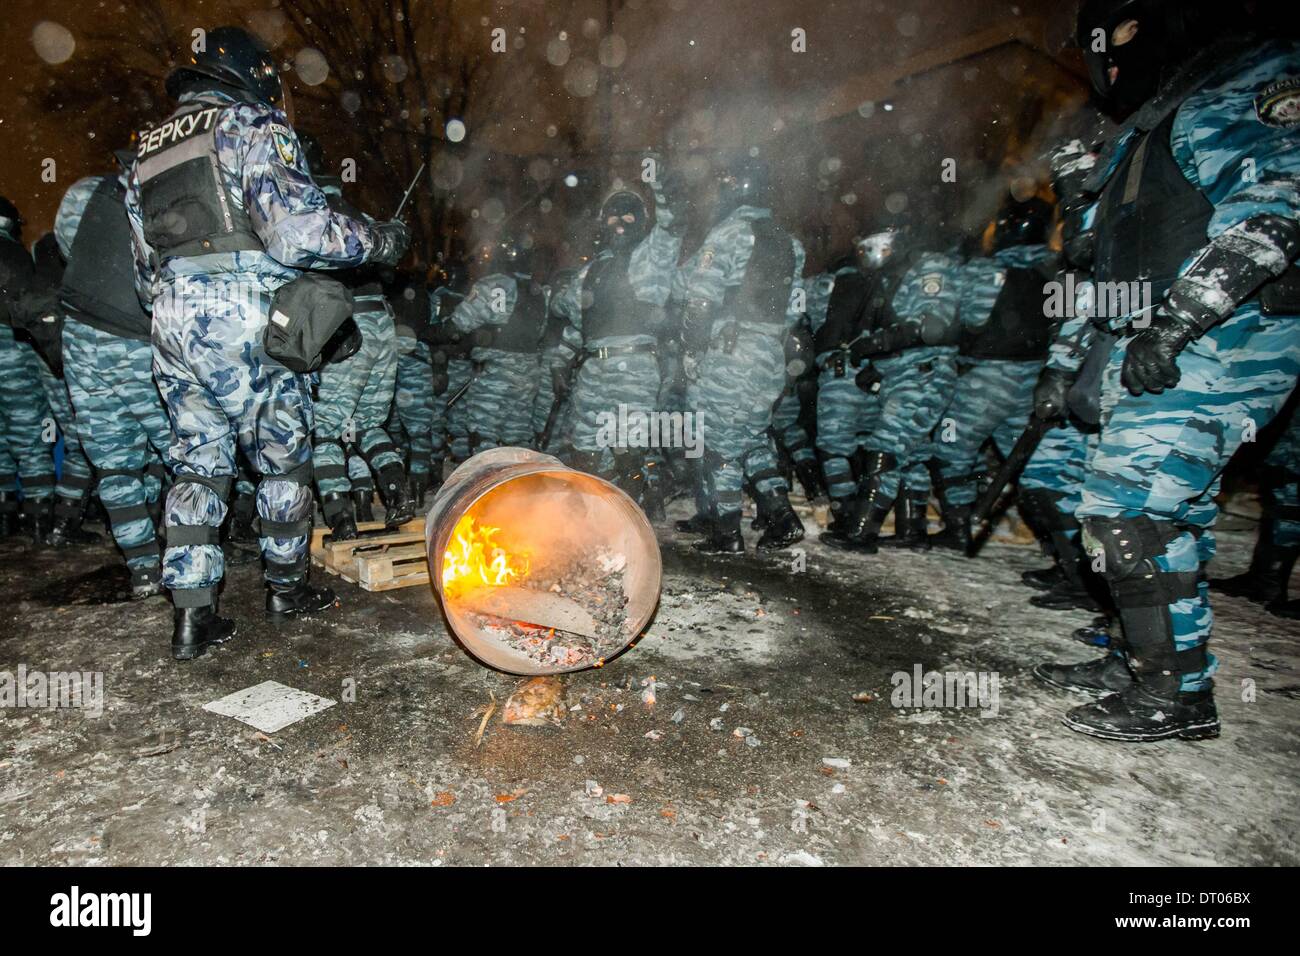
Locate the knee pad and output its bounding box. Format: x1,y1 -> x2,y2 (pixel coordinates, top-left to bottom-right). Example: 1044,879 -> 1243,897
255,463 -> 315,539
859,450 -> 898,478
164,474 -> 232,548
1081,515 -> 1200,607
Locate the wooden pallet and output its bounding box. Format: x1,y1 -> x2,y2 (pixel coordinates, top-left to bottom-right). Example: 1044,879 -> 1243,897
309,518 -> 431,591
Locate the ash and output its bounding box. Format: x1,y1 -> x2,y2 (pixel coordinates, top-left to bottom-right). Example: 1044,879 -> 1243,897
480,548 -> 630,668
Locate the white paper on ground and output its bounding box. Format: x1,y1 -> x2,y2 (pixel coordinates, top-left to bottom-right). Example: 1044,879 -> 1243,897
203,680 -> 336,734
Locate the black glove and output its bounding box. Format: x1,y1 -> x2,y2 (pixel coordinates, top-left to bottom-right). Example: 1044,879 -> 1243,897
1121,310 -> 1197,396
369,220 -> 410,266
794,458 -> 823,500
1032,367 -> 1074,420
431,370 -> 449,396
854,363 -> 883,394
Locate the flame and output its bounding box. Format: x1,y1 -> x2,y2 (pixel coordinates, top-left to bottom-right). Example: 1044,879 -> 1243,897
441,514 -> 530,598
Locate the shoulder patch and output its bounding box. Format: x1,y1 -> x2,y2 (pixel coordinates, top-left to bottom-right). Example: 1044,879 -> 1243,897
1256,78 -> 1300,128
699,248 -> 716,269
271,124 -> 298,165
920,273 -> 944,296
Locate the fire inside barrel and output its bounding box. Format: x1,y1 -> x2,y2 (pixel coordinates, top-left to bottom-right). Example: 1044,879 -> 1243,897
426,449 -> 661,675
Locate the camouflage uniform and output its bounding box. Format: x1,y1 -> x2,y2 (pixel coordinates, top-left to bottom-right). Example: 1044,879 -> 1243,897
859,253 -> 963,503
682,206 -> 805,523
312,292 -> 400,500
932,244 -> 1057,506
1059,40 -> 1300,732
0,322 -> 56,522
550,202 -> 681,481
126,88 -> 378,606
56,174 -> 171,581
810,264 -> 872,508
449,274 -> 542,452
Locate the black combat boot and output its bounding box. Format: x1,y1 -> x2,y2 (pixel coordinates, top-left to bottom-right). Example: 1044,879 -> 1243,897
1033,653 -> 1134,696
172,598 -> 237,661
793,457 -> 823,501
694,511 -> 745,555
820,493 -> 855,541
352,486 -> 376,523
879,489 -> 930,551
25,499 -> 54,547
930,502 -> 972,553
822,451 -> 896,554
131,564 -> 166,601
1063,577 -> 1219,742
320,492 -> 357,542
47,496 -> 103,547
408,471 -> 429,510
1063,683 -> 1220,741
676,512 -> 711,534
376,465 -> 415,527
1021,565 -> 1064,590
1210,520 -> 1298,605
266,575 -> 339,621
1016,488 -> 1068,590
1072,615 -> 1115,648
0,491 -> 19,538
1029,528 -> 1104,611
755,490 -> 805,551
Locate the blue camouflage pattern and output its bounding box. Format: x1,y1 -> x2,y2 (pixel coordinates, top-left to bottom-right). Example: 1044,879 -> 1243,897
313,302 -> 400,498
62,317 -> 171,571
0,321 -> 56,506
1077,39 -> 1300,692
682,206 -> 805,516
126,88 -> 378,595
450,273 -> 540,451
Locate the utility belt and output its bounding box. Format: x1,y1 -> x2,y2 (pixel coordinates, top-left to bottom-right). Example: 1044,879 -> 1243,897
584,342 -> 658,360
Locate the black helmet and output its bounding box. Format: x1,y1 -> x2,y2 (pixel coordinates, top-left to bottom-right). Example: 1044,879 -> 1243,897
598,190 -> 649,252
1075,0 -> 1211,118
0,196 -> 21,240
716,156 -> 771,219
165,26 -> 284,109
993,196 -> 1053,250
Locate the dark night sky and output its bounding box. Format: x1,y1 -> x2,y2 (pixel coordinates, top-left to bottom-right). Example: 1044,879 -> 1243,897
2,0 -> 1087,265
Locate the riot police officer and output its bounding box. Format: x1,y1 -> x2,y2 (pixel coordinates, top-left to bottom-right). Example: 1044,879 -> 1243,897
126,27 -> 409,659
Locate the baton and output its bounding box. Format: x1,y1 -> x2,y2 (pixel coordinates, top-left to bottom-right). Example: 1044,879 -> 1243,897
394,162 -> 426,219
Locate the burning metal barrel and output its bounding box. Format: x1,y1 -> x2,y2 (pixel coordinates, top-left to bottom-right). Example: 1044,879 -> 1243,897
426,448 -> 662,675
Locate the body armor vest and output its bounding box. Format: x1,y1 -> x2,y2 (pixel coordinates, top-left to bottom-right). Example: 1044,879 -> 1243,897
61,177 -> 151,340
581,252 -> 653,342
489,279 -> 545,352
136,96 -> 264,264
1092,112 -> 1213,303
813,269 -> 873,354
724,217 -> 796,325
961,264 -> 1052,360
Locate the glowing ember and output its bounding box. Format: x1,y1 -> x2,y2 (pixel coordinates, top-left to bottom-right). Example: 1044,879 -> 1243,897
441,515 -> 530,598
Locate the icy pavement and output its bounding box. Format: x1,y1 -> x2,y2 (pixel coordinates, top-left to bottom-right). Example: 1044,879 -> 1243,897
0,502 -> 1296,866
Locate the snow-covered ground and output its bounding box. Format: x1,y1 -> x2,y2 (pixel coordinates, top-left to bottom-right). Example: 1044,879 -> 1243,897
0,499 -> 1295,866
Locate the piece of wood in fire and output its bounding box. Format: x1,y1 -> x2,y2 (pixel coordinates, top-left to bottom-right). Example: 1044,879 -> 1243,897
454,586 -> 601,639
